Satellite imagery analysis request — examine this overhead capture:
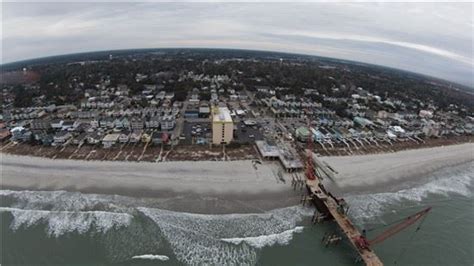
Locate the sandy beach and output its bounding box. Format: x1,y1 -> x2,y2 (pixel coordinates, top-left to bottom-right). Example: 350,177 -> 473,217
0,155 -> 290,194
321,143 -> 474,194
0,155 -> 297,213
1,143 -> 473,212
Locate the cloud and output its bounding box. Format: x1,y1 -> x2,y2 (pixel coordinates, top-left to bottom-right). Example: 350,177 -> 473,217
277,30 -> 473,66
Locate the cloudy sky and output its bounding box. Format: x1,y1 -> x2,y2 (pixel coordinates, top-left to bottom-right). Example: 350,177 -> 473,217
2,2 -> 473,86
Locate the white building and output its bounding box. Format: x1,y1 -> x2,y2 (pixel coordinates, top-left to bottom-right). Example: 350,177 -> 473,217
422,120 -> 440,137
50,120 -> 64,129
102,133 -> 120,148
419,110 -> 434,119
53,131 -> 72,146
212,107 -> 233,144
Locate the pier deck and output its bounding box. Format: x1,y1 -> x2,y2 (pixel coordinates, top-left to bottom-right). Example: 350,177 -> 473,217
306,178 -> 383,266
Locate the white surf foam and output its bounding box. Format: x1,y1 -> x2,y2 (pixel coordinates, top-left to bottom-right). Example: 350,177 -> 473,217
0,189 -> 313,265
346,163 -> 473,223
0,190 -> 136,213
131,254 -> 169,261
0,207 -> 132,237
221,226 -> 304,248
138,206 -> 312,265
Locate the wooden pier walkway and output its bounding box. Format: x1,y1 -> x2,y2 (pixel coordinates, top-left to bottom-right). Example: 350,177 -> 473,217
306,178 -> 383,266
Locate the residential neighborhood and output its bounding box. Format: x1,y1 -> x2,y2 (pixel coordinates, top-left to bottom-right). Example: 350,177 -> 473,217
1,49 -> 473,162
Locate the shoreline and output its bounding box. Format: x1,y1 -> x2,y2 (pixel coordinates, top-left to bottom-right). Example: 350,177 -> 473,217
1,155 -> 299,213
0,185 -> 300,214
1,142 -> 473,214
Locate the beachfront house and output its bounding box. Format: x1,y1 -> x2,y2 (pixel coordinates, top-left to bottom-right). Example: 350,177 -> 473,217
102,133 -> 120,148
10,127 -> 32,142
34,132 -> 53,146
86,132 -> 102,145
422,120 -> 441,137
141,132 -> 151,143
151,131 -> 169,145
72,132 -> 87,146
389,126 -> 406,138
53,131 -> 72,146
129,130 -> 142,143
117,130 -> 129,143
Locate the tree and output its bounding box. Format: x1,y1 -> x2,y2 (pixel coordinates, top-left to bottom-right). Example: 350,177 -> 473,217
13,86 -> 33,107
199,91 -> 211,101
175,90 -> 188,101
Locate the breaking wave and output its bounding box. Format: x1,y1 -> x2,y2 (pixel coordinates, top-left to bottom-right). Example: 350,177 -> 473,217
0,207 -> 132,237
131,254 -> 170,261
1,189 -> 313,265
221,226 -> 304,248
346,162 -> 473,223
0,189 -> 142,213
137,206 -> 313,265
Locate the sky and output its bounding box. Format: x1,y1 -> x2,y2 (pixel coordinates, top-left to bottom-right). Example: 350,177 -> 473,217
2,2 -> 473,87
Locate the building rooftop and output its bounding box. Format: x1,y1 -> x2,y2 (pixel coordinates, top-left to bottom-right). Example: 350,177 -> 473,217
213,107 -> 233,123
295,126 -> 311,136
255,140 -> 280,158
102,133 -> 120,142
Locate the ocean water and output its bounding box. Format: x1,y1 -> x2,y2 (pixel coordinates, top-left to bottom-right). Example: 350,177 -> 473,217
1,162 -> 472,266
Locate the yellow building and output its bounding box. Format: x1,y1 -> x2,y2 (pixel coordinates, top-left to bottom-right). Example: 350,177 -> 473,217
212,106 -> 233,144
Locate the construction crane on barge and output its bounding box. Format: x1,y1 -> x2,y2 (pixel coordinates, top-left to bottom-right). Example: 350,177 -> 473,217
302,115 -> 431,266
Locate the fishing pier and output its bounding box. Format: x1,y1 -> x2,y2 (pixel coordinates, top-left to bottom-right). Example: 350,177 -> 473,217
305,176 -> 383,266
297,142 -> 431,266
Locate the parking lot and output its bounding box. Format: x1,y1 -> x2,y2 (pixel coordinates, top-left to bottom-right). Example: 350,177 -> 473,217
182,121 -> 263,145
182,121 -> 212,145
234,121 -> 263,144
